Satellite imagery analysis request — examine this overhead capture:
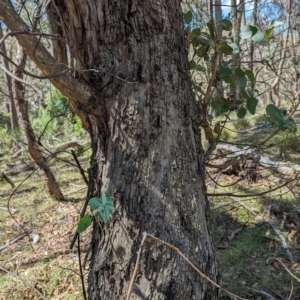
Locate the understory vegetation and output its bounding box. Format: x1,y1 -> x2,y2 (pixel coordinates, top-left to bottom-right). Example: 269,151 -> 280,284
1,105 -> 300,299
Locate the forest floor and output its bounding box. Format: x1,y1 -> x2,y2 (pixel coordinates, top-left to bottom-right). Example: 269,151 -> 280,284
1,122 -> 300,299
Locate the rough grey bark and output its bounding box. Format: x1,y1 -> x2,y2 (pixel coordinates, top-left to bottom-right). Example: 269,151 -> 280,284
12,44 -> 65,200
0,0 -> 219,298
52,0 -> 219,298
0,23 -> 18,129
47,5 -> 68,66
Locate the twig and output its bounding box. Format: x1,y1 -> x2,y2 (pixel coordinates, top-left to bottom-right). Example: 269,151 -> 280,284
288,281 -> 293,300
0,265 -> 46,300
70,185 -> 91,249
71,150 -> 88,185
269,224 -> 294,264
269,258 -> 300,282
229,196 -> 258,215
126,232 -> 248,300
0,62 -> 43,100
0,231 -> 31,251
125,232 -> 147,300
251,288 -> 276,300
208,179 -> 293,197
77,235 -> 87,300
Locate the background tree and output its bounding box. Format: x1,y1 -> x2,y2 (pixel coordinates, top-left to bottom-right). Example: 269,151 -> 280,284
0,23 -> 18,129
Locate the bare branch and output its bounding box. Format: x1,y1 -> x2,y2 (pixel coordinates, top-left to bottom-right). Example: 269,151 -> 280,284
208,179 -> 294,197
0,0 -> 93,106
0,61 -> 43,100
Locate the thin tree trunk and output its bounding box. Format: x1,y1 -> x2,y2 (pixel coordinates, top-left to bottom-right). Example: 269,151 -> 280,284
271,0 -> 292,107
12,44 -> 65,200
215,0 -> 224,98
230,0 -> 242,99
250,0 -> 258,90
0,24 -> 18,129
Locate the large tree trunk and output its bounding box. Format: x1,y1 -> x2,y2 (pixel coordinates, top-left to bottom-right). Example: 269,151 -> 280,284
52,0 -> 218,298
0,0 -> 219,298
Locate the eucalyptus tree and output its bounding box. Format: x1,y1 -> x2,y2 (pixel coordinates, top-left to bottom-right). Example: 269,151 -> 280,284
0,0 -> 219,298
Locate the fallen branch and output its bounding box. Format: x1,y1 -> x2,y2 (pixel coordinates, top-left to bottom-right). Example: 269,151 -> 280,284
0,140 -> 86,177
269,224 -> 294,264
126,232 -> 248,300
268,258 -> 300,282
251,288 -> 276,300
216,143 -> 300,175
0,231 -> 30,251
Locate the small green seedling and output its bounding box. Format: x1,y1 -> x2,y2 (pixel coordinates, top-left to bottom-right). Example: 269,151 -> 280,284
76,194 -> 114,233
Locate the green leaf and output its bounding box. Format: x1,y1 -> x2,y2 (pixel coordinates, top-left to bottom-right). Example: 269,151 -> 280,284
230,43 -> 240,54
197,35 -> 211,46
266,104 -> 284,127
252,31 -> 267,45
220,103 -> 230,113
266,105 -> 297,132
196,45 -> 210,57
189,60 -> 196,70
195,64 -> 205,72
234,100 -> 244,105
241,25 -> 258,39
222,76 -> 234,85
219,44 -> 233,55
284,118 -> 297,133
247,97 -> 258,115
239,88 -> 249,99
269,20 -> 284,27
219,65 -> 232,77
235,67 -> 245,78
237,107 -> 247,118
245,70 -> 255,81
264,28 -> 273,41
221,19 -> 233,31
207,22 -> 215,41
89,197 -> 102,210
239,76 -> 247,89
184,11 -> 193,24
192,28 -> 201,35
95,194 -> 115,223
76,214 -> 92,233
55,97 -> 67,107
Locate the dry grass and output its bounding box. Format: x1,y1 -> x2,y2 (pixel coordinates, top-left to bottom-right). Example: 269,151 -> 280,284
1,124 -> 300,299
0,138 -> 91,299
